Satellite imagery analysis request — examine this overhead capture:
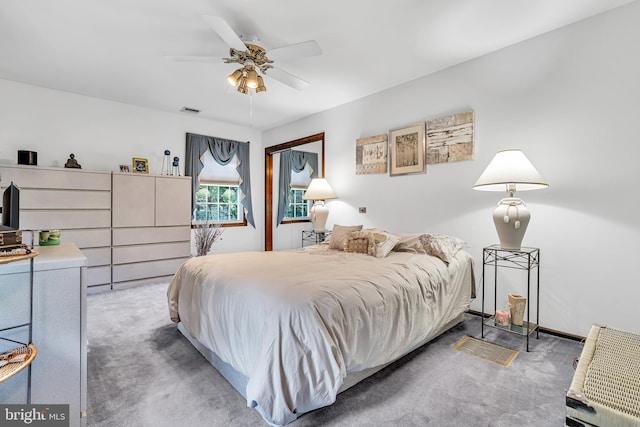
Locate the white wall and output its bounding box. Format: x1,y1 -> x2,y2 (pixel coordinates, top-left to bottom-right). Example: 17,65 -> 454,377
0,79 -> 264,253
263,2 -> 640,337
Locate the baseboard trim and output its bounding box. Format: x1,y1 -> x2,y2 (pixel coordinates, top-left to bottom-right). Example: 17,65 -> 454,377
467,310 -> 585,342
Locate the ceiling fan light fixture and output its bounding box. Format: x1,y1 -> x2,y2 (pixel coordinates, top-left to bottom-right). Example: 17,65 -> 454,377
171,16 -> 322,98
256,76 -> 267,93
246,69 -> 259,89
227,68 -> 243,87
237,76 -> 248,94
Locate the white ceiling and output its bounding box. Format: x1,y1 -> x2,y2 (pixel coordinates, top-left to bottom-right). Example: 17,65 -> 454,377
0,0 -> 634,130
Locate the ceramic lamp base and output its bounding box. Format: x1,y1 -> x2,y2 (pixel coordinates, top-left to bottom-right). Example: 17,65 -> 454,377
310,201 -> 329,232
492,197 -> 530,250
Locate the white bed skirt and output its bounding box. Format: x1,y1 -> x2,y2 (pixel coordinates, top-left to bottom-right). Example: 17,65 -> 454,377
177,312 -> 464,417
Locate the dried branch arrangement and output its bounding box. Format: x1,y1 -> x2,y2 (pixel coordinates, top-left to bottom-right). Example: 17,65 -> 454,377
193,222 -> 224,256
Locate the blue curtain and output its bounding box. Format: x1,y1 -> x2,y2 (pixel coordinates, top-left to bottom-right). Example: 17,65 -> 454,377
185,133 -> 255,228
276,150 -> 318,226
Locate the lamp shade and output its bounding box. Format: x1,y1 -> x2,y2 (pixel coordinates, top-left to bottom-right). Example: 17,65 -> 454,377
246,69 -> 259,89
256,76 -> 267,93
473,149 -> 548,194
302,178 -> 337,201
237,76 -> 248,94
226,69 -> 243,87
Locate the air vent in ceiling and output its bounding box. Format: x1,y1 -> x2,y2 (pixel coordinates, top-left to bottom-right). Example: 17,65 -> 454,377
180,106 -> 200,114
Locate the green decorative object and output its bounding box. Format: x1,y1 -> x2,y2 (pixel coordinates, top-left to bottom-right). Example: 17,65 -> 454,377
39,230 -> 61,246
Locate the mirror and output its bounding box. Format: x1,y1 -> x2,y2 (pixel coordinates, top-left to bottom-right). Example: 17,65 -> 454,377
265,132 -> 324,251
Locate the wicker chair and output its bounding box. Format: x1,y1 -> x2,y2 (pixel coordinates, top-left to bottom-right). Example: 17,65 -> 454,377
566,325 -> 640,427
0,344 -> 38,384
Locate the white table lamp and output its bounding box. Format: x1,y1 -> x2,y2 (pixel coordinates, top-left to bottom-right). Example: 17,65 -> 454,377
473,149 -> 548,249
303,178 -> 337,232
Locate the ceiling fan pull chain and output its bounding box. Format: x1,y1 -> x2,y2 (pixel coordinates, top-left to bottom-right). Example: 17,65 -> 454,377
250,91 -> 253,127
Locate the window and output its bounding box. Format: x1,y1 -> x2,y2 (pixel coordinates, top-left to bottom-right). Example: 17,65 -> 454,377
186,133 -> 255,228
195,184 -> 242,222
281,160 -> 313,223
193,150 -> 244,225
285,188 -> 310,219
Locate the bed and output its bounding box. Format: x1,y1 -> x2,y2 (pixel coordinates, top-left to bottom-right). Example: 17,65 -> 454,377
167,232 -> 476,426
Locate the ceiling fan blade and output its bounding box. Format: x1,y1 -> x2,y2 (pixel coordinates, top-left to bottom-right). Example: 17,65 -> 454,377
202,15 -> 247,52
268,40 -> 322,62
267,67 -> 310,91
164,55 -> 220,63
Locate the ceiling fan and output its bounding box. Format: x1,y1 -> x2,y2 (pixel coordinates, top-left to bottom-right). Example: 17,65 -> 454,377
166,16 -> 322,94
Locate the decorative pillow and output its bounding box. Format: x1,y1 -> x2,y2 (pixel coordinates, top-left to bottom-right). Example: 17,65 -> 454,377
371,231 -> 401,258
343,231 -> 375,255
392,233 -> 428,254
328,224 -> 363,250
419,233 -> 466,264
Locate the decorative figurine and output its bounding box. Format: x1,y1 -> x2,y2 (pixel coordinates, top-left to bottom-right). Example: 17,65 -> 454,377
172,156 -> 180,176
161,149 -> 171,175
64,153 -> 81,169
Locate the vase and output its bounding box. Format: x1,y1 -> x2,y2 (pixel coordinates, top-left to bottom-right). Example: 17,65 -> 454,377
508,294 -> 527,326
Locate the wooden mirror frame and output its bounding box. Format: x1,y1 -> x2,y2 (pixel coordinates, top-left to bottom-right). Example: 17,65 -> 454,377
264,132 -> 325,251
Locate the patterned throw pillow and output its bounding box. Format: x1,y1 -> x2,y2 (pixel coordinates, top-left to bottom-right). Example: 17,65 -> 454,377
328,224 -> 363,250
419,233 -> 466,264
343,231 -> 375,255
342,230 -> 400,258
371,231 -> 401,258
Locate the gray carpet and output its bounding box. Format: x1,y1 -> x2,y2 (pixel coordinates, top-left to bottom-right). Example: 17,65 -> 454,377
87,282 -> 583,426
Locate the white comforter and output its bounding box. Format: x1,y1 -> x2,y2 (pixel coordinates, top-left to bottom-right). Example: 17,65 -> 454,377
167,246 -> 475,426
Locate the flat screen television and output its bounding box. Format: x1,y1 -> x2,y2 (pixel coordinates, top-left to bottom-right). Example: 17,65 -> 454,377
1,181 -> 20,231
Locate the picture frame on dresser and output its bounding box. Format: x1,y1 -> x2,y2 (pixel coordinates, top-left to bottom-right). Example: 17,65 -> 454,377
132,158 -> 149,174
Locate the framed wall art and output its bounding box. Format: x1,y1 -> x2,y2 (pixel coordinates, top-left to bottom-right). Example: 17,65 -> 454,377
426,111 -> 474,165
389,122 -> 426,176
356,134 -> 388,175
132,157 -> 149,174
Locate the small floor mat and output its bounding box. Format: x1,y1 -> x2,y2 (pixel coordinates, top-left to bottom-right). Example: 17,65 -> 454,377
453,336 -> 518,367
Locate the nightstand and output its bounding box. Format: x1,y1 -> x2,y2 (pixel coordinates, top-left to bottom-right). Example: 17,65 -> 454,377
481,245 -> 540,351
301,230 -> 331,247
